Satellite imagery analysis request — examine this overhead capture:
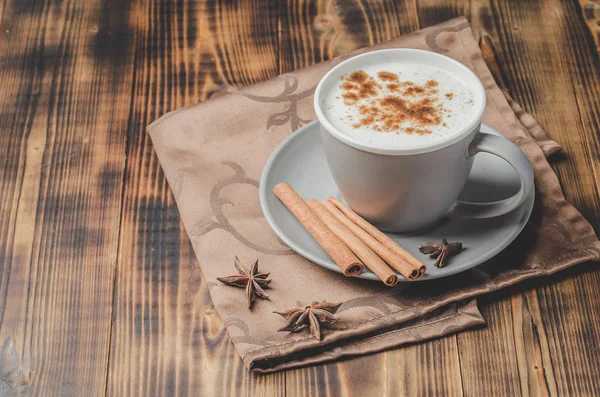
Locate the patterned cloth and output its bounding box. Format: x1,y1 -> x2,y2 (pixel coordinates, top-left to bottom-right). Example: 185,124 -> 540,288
147,18 -> 600,372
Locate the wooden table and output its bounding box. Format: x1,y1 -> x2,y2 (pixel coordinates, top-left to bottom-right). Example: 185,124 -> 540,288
1,0 -> 599,395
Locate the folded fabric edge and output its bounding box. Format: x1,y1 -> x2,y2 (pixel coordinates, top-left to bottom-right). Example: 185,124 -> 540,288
502,91 -> 563,157
245,235 -> 600,373
237,240 -> 600,373
246,299 -> 485,373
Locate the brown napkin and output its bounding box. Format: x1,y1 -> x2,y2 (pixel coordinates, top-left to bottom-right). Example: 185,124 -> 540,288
148,17 -> 600,373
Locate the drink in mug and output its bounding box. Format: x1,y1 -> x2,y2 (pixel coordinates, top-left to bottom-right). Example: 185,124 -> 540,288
314,49 -> 533,232
323,63 -> 477,150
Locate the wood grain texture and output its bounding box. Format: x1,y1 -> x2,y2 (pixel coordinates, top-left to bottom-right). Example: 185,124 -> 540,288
286,355 -> 387,397
470,0 -> 600,396
478,0 -> 600,224
279,0 -> 419,72
0,0 -> 599,395
457,299 -> 523,396
579,0 -> 600,52
0,0 -> 134,395
417,0 -> 469,27
511,291 -> 558,397
107,0 -> 283,396
386,338 -> 464,396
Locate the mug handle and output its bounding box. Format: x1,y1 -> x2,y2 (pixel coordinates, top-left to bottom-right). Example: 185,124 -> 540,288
452,132 -> 534,218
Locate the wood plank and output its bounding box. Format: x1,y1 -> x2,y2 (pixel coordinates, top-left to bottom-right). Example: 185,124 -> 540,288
511,290 -> 558,397
532,2 -> 600,394
477,0 -> 600,222
459,286 -> 559,397
387,338 -> 464,396
457,299 -> 522,396
536,271 -> 600,397
416,0 -> 470,27
107,0 -> 282,395
556,0 -> 600,390
0,0 -> 135,395
468,0 -> 600,396
286,355 -> 388,397
286,345 -> 461,397
562,0 -> 600,229
578,0 -> 600,53
278,0 -> 419,73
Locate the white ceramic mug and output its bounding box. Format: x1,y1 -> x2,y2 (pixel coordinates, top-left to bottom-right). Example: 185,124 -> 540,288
314,49 -> 534,232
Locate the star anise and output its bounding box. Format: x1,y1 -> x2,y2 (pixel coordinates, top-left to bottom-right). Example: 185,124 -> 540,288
274,301 -> 342,340
418,239 -> 463,268
217,257 -> 271,309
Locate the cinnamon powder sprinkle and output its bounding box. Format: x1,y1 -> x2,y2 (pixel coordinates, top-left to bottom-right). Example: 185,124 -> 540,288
377,71 -> 399,82
403,86 -> 425,96
405,127 -> 432,135
342,92 -> 359,103
348,70 -> 369,83
341,70 -> 381,104
445,92 -> 454,99
353,105 -> 379,127
340,70 -> 444,134
379,96 -> 441,126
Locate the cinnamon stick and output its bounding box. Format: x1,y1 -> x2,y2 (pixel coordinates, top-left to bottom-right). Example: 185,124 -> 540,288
306,199 -> 398,286
273,183 -> 364,276
322,200 -> 421,280
327,197 -> 427,275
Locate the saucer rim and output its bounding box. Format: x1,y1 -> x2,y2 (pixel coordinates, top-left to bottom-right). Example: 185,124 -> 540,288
259,120 -> 535,282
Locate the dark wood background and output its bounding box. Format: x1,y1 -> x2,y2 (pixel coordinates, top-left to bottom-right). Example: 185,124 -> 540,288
1,0 -> 599,395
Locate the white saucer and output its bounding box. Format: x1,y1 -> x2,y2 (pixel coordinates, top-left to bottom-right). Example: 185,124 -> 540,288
259,121 -> 534,281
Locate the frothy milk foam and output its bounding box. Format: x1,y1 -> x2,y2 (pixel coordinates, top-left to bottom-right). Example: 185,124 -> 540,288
322,62 -> 478,150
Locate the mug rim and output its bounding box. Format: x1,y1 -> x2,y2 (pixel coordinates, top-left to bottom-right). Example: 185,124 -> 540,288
313,48 -> 487,156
